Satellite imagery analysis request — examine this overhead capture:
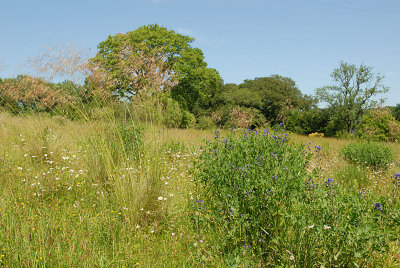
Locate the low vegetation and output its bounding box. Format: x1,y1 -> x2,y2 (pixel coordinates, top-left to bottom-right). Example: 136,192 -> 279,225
340,141 -> 394,169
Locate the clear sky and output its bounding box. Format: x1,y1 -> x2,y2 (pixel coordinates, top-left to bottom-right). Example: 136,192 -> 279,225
1,0 -> 399,105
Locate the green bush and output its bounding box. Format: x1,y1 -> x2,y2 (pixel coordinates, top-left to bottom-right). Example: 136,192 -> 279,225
193,129 -> 399,266
357,107 -> 400,142
340,141 -> 394,169
196,116 -> 216,130
285,108 -> 329,135
180,110 -> 196,128
161,96 -> 183,128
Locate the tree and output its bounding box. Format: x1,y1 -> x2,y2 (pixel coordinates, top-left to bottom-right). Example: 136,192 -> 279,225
220,75 -> 311,125
89,40 -> 178,99
392,103 -> 400,121
316,62 -> 389,134
89,24 -> 222,113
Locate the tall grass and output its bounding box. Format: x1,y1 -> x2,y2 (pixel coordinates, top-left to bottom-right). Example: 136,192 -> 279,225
0,109 -> 199,266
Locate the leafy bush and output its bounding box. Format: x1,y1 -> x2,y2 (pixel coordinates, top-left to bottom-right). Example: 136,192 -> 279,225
193,130 -> 399,266
180,110 -> 196,128
196,116 -> 216,130
357,107 -> 400,142
393,104 -> 400,121
0,75 -> 77,114
285,108 -> 329,135
340,141 -> 394,169
335,129 -> 354,140
161,96 -> 183,128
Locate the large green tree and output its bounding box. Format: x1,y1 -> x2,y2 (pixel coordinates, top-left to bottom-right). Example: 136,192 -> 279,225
89,24 -> 222,114
220,75 -> 311,125
316,62 -> 389,134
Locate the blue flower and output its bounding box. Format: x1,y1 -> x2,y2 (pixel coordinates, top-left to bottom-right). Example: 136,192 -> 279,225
214,129 -> 220,139
374,202 -> 383,211
325,178 -> 334,188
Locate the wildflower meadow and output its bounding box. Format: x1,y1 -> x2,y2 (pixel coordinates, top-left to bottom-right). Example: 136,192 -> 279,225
0,112 -> 399,267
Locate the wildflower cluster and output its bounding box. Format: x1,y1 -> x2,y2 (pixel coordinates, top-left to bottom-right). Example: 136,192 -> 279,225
393,172 -> 400,187
194,128 -> 313,257
194,129 -> 400,266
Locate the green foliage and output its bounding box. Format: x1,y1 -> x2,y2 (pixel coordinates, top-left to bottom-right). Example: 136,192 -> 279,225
335,129 -> 354,140
196,116 -> 216,130
90,24 -> 189,98
194,129 -> 307,257
89,106 -> 115,121
90,24 -> 223,117
334,165 -> 369,188
159,94 -> 196,128
180,110 -> 196,128
285,108 -> 329,135
316,62 -> 389,134
357,107 -> 400,142
161,96 -> 183,128
392,104 -> 400,121
172,65 -> 223,116
90,121 -> 144,167
340,141 -> 394,169
220,75 -> 310,125
194,130 -> 399,265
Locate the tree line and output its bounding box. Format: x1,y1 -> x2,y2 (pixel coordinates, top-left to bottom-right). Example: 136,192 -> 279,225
1,24 -> 399,141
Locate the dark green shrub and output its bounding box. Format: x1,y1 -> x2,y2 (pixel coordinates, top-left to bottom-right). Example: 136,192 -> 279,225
340,141 -> 394,169
393,104 -> 400,121
285,108 -> 329,135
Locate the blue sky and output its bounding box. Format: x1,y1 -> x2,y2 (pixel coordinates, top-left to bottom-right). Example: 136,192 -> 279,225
1,0 -> 399,105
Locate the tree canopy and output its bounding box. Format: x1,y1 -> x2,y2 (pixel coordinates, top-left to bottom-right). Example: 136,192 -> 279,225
220,75 -> 311,125
89,24 -> 222,113
316,62 -> 389,134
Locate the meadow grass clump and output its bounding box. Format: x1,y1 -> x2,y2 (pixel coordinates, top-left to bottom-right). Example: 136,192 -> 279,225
0,112 -> 197,266
193,129 -> 400,266
334,165 -> 369,188
340,141 -> 394,169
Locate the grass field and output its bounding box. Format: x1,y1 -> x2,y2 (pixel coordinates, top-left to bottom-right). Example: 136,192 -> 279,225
0,112 -> 399,267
